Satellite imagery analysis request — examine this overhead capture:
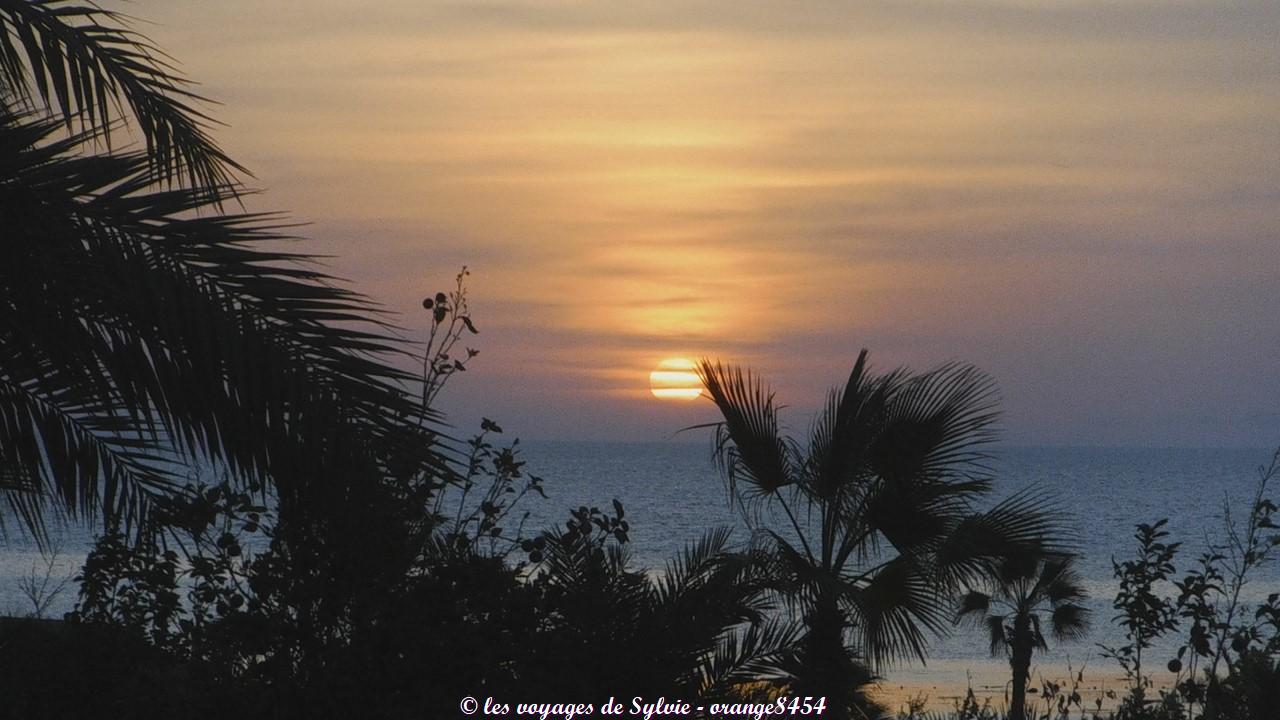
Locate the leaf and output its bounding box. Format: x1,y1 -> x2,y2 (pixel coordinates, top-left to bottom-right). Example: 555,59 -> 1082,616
0,1 -> 247,194
0,107 -> 447,541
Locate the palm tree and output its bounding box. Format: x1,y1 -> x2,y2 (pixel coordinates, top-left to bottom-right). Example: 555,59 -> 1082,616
697,350 -> 1061,719
957,554 -> 1090,720
1,3 -> 440,540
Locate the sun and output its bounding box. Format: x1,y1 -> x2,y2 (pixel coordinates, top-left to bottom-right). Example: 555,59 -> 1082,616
649,358 -> 703,400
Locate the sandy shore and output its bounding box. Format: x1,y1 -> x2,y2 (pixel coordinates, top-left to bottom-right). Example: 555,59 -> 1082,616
868,659 -> 1173,715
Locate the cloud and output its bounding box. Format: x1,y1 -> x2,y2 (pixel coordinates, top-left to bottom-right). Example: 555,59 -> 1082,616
136,0 -> 1280,444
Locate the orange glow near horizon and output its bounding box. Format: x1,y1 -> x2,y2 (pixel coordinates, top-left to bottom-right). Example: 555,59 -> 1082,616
649,358 -> 703,400
130,0 -> 1280,445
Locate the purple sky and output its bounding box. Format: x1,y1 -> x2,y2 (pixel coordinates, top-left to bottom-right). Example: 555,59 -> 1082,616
137,1 -> 1279,446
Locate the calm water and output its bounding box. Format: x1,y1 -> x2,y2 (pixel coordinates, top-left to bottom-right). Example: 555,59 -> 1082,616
3,444 -> 1276,703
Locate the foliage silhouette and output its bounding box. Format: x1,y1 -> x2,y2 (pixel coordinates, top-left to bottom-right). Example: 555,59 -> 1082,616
521,514 -> 797,701
1100,519 -> 1183,718
696,350 -> 1062,719
51,273 -> 793,718
0,0 -> 246,192
0,112 -> 438,539
66,453 -> 799,717
1102,448 -> 1280,720
956,554 -> 1090,720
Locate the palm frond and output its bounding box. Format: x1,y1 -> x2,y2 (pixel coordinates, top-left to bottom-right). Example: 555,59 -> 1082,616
698,360 -> 796,501
855,470 -> 986,562
695,615 -> 803,700
843,556 -> 951,667
1049,602 -> 1090,642
930,488 -> 1067,591
0,0 -> 246,192
1041,556 -> 1088,605
657,526 -> 741,607
808,349 -> 877,499
955,590 -> 992,623
1,105 -> 443,539
986,615 -> 1009,656
0,369 -> 179,539
869,361 -> 1000,487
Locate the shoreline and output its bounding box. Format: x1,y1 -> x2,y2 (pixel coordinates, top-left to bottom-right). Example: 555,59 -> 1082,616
871,660 -> 1175,714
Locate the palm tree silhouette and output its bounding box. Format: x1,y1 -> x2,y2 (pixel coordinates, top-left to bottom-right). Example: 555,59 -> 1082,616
697,350 -> 1060,719
1,4 -> 435,540
956,554 -> 1090,720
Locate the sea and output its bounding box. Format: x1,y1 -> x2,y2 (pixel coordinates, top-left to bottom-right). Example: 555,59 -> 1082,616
2,443 -> 1276,710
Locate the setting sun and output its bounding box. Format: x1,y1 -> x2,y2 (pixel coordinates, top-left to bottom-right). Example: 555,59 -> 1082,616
649,358 -> 703,400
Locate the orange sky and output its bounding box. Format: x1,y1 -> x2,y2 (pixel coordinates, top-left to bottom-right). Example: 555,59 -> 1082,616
135,1 -> 1279,445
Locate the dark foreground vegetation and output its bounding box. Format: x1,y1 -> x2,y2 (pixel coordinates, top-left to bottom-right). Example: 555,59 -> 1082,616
2,3 -> 1279,720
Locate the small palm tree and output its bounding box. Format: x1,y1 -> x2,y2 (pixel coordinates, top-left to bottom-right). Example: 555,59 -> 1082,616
956,554 -> 1090,720
697,350 -> 1061,720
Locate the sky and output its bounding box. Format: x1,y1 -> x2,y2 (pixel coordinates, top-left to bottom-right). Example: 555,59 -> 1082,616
133,0 -> 1279,446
